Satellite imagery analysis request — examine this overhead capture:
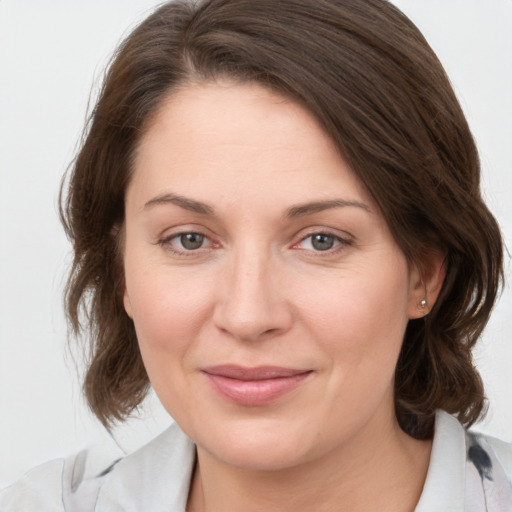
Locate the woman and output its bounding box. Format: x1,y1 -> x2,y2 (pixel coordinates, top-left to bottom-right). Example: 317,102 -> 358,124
1,0 -> 510,510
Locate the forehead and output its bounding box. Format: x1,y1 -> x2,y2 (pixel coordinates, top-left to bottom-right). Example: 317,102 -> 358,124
139,80 -> 336,156
128,81 -> 372,211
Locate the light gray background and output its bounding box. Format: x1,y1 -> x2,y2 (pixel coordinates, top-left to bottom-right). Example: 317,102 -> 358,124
1,0 -> 511,487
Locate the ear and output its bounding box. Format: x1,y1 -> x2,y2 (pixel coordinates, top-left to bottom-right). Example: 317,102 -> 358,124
112,222 -> 133,319
407,251 -> 446,319
123,286 -> 134,319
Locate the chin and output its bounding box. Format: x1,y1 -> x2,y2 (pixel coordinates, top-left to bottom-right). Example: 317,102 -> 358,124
209,441 -> 307,472
192,416 -> 316,471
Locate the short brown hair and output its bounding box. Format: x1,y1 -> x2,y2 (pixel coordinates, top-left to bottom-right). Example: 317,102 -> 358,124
61,0 -> 503,438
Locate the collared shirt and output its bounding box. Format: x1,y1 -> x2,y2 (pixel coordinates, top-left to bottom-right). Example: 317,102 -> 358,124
1,411 -> 511,511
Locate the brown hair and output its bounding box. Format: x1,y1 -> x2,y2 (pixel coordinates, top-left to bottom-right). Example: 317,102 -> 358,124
61,0 -> 503,438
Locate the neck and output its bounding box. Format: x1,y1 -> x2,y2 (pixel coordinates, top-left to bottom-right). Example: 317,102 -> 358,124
186,411 -> 432,512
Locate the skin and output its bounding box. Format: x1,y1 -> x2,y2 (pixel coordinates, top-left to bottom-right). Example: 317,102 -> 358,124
123,81 -> 444,512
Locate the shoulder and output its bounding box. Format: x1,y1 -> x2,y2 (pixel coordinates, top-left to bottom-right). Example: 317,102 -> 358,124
432,410 -> 512,483
0,444 -> 120,512
484,434 -> 512,479
468,429 -> 512,484
464,421 -> 512,510
0,422 -> 195,512
0,458 -> 67,511
416,411 -> 512,511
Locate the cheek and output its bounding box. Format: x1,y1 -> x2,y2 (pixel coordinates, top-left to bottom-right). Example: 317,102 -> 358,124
124,268 -> 216,419
296,256 -> 411,371
124,265 -> 214,362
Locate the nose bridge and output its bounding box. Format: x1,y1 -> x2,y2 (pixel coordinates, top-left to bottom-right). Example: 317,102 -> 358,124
213,240 -> 291,341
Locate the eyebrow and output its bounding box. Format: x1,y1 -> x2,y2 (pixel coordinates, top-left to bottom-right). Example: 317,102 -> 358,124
143,193 -> 214,215
143,192 -> 370,217
285,199 -> 371,218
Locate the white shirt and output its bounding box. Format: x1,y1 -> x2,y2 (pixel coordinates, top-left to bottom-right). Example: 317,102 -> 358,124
1,411 -> 511,511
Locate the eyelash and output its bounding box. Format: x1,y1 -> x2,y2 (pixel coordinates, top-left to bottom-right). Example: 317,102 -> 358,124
157,229 -> 353,257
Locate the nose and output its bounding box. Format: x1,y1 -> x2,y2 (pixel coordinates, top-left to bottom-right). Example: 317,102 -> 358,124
212,248 -> 293,342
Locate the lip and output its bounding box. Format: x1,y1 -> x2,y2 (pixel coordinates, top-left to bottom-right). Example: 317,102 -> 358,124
202,365 -> 312,406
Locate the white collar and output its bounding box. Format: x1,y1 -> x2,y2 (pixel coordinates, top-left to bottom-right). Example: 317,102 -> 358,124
415,410 -> 466,511
95,422 -> 195,512
94,411 -> 506,512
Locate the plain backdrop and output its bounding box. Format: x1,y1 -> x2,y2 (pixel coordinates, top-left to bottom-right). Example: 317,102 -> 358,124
1,0 -> 511,487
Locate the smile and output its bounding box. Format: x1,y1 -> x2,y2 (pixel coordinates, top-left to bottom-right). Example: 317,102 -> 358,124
201,366 -> 313,406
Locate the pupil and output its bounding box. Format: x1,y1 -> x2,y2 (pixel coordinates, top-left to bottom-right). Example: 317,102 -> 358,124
312,234 -> 334,251
181,233 -> 204,250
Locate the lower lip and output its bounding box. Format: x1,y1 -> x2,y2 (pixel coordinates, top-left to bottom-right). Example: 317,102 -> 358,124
204,372 -> 311,406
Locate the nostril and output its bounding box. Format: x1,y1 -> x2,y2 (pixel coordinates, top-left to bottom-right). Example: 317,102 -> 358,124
213,307 -> 292,343
212,259 -> 293,341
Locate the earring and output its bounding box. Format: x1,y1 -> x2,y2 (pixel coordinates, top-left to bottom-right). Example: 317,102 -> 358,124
420,299 -> 427,309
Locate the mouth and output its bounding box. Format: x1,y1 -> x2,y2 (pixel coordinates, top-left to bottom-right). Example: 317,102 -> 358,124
201,365 -> 313,406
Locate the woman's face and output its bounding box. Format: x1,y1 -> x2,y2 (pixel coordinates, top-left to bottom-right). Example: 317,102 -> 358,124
123,81 -> 426,470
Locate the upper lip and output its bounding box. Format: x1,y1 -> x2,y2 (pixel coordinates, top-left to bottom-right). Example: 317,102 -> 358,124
202,365 -> 311,381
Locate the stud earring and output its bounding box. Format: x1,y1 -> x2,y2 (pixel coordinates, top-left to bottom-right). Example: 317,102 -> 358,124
420,299 -> 427,309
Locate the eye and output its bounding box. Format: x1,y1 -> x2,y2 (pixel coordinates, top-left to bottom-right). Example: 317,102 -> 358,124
308,233 -> 337,251
295,231 -> 350,252
160,231 -> 212,253
176,232 -> 206,250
